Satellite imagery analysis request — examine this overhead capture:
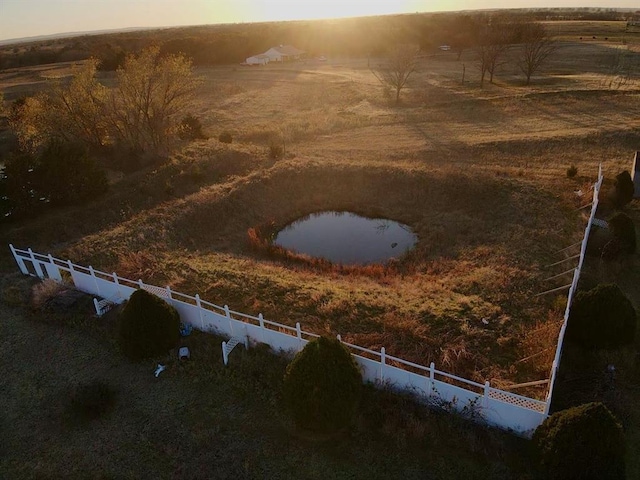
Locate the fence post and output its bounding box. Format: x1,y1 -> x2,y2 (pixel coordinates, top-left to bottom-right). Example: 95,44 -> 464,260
67,260 -> 76,287
28,248 -> 44,278
336,334 -> 341,342
380,347 -> 386,382
88,266 -> 100,295
296,322 -> 302,349
483,381 -> 491,408
429,362 -> 435,397
224,305 -> 233,336
166,286 -> 173,306
222,341 -> 229,365
112,273 -> 122,299
47,254 -> 62,281
10,244 -> 29,275
258,313 -> 265,343
138,279 -> 144,290
195,294 -> 204,331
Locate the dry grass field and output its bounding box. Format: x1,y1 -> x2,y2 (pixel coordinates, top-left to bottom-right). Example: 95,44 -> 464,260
1,19 -> 640,478
1,21 -> 639,400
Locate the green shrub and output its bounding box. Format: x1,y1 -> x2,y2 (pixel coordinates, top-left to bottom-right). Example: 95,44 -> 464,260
612,170 -> 634,208
533,402 -> 625,480
37,140 -> 108,206
117,289 -> 180,360
566,165 -> 578,178
70,380 -> 117,422
566,283 -> 636,349
283,336 -> 362,433
218,131 -> 233,143
608,212 -> 636,254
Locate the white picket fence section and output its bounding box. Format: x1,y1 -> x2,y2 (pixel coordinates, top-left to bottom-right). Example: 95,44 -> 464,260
8,161 -> 604,437
9,245 -> 552,437
543,165 -> 604,415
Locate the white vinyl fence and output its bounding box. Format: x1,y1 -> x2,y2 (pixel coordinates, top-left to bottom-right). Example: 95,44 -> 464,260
544,165 -> 604,414
9,162 -> 604,438
9,244 -> 547,437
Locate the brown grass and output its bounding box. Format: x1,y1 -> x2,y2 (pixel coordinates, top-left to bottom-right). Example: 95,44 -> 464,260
2,24 -> 640,399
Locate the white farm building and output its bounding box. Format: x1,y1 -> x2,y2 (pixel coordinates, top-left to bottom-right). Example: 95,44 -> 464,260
245,45 -> 305,65
245,54 -> 270,65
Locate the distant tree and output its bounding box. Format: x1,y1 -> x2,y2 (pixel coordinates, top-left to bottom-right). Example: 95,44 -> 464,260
109,47 -> 201,155
10,60 -> 108,153
9,48 -> 201,161
372,44 -> 420,104
474,22 -> 514,86
516,22 -> 558,85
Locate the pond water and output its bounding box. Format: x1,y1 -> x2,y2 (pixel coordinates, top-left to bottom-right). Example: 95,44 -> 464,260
272,211 -> 417,265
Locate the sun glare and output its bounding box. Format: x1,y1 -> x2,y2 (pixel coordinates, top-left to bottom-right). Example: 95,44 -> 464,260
225,0 -> 429,24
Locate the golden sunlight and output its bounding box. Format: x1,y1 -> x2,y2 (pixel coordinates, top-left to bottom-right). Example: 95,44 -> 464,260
219,0 -> 433,24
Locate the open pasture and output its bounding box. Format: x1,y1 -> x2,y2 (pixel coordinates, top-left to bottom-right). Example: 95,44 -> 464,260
1,22 -> 640,399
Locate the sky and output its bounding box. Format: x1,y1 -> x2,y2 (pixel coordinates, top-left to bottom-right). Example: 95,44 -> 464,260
0,0 -> 638,41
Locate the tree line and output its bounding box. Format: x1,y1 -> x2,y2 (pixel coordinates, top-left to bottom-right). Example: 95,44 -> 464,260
1,47 -> 201,220
375,18 -> 559,104
0,8 -> 633,71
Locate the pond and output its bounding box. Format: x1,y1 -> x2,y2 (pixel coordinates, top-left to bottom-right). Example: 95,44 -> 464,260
272,211 -> 417,265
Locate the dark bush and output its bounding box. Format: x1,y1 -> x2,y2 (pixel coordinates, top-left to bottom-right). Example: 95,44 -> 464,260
608,212 -> 636,254
283,336 -> 362,433
37,140 -> 108,206
178,114 -> 208,141
69,380 -> 118,422
1,140 -> 108,219
218,131 -> 233,144
533,402 -> 625,480
612,170 -> 634,208
566,165 -> 578,178
117,289 -> 180,361
566,283 -> 636,349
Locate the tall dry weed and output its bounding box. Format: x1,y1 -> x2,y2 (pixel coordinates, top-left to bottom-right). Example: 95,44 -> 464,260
32,279 -> 65,309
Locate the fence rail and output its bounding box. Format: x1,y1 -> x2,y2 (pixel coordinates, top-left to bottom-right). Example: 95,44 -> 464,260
9,244 -> 552,437
8,166 -> 605,437
544,165 -> 604,415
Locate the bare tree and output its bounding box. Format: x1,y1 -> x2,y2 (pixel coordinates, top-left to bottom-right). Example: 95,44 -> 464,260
474,23 -> 514,87
109,47 -> 201,154
517,23 -> 558,85
372,45 -> 420,104
601,46 -> 639,89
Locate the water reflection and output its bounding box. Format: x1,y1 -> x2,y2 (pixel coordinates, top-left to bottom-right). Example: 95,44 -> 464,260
273,211 -> 417,264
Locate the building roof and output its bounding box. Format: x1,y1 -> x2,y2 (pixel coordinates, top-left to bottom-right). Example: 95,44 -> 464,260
271,45 -> 305,56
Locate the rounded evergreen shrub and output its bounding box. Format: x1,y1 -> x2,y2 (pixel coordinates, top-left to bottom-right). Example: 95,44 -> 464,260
283,336 -> 362,433
533,402 -> 625,480
566,283 -> 636,349
117,289 -> 181,360
612,170 -> 634,208
608,212 -> 636,254
70,380 -> 117,422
